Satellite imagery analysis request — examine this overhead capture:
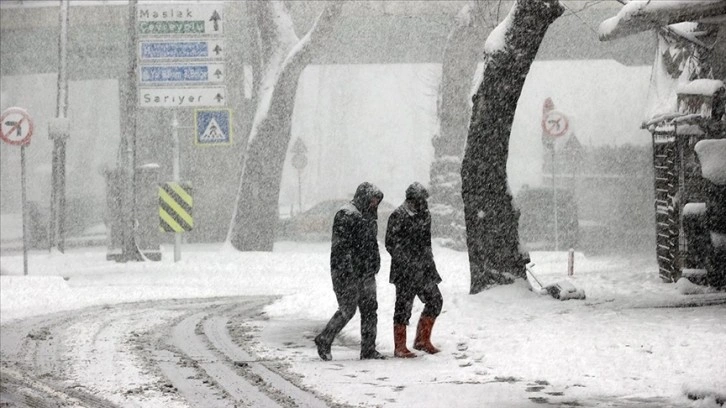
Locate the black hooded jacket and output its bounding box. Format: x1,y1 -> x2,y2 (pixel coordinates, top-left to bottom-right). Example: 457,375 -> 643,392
330,182 -> 384,279
385,183 -> 442,287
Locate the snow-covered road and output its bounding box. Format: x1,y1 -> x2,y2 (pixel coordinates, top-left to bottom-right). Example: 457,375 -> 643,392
0,296 -> 336,408
1,243 -> 725,407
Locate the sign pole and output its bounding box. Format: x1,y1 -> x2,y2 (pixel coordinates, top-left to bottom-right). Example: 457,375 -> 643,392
552,147 -> 559,252
121,0 -> 143,262
542,99 -> 567,253
1,107 -> 35,275
20,145 -> 29,275
172,111 -> 181,262
49,0 -> 70,253
291,138 -> 308,215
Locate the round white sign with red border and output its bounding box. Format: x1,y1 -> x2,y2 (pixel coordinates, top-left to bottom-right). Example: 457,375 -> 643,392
541,110 -> 569,138
0,107 -> 34,146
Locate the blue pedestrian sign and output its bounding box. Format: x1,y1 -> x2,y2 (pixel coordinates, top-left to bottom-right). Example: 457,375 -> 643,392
195,109 -> 231,145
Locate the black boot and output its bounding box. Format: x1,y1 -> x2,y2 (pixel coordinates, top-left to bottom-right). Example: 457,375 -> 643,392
314,334 -> 332,361
314,310 -> 351,361
360,349 -> 386,360
360,307 -> 383,360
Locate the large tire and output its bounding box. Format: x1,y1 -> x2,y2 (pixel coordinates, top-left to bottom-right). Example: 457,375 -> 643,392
653,141 -> 680,282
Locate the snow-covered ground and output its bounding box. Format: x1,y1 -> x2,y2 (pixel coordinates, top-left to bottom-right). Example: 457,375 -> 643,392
1,241 -> 725,407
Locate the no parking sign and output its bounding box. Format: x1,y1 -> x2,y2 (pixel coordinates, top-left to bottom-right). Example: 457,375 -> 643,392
1,107 -> 34,276
0,107 -> 34,146
541,110 -> 569,139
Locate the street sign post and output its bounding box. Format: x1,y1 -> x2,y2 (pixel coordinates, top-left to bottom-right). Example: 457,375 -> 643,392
133,3 -> 227,263
540,98 -> 571,252
137,3 -> 227,110
1,107 -> 34,275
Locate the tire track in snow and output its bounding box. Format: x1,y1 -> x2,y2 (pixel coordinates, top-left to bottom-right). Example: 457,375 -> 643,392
169,304 -> 282,407
204,314 -> 330,408
1,309 -> 123,408
1,296 -> 332,408
64,307 -> 187,407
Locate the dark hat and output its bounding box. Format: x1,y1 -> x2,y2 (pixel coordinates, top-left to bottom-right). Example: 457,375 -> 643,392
405,182 -> 429,200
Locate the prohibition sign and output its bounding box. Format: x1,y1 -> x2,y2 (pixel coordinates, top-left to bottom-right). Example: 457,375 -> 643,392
541,110 -> 569,138
0,107 -> 34,146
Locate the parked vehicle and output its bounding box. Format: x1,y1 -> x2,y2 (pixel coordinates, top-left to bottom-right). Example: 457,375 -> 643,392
278,199 -> 394,241
515,187 -> 578,251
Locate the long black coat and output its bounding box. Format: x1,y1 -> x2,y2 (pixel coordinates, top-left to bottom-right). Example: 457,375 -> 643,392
330,183 -> 382,279
385,202 -> 442,287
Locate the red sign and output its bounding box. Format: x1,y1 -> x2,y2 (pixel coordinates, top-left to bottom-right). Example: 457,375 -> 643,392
0,107 -> 34,146
541,110 -> 569,138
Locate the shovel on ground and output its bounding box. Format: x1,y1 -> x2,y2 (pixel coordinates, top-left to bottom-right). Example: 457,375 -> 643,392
526,263 -> 586,301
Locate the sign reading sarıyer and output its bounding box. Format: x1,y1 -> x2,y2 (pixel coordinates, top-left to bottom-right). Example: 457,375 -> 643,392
140,87 -> 227,108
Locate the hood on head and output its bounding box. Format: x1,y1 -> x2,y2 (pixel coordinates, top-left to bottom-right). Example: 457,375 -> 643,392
352,182 -> 383,215
405,182 -> 429,201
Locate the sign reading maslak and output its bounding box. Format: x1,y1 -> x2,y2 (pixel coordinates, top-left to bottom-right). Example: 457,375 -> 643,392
138,5 -> 223,36
137,3 -> 226,109
159,182 -> 193,232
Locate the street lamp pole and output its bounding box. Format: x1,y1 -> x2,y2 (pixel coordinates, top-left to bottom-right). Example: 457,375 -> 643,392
121,0 -> 142,261
290,138 -> 308,214
49,0 -> 70,253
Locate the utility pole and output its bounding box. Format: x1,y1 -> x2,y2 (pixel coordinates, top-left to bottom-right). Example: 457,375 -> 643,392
121,0 -> 143,262
172,112 -> 182,262
48,0 -> 70,253
291,138 -> 308,214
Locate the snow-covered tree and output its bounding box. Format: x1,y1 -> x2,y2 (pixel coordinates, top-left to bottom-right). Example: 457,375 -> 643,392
227,1 -> 342,251
429,1 -> 510,251
462,0 -> 563,294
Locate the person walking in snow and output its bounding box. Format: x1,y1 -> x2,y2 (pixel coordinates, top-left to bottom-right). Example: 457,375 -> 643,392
385,182 -> 443,358
314,182 -> 387,361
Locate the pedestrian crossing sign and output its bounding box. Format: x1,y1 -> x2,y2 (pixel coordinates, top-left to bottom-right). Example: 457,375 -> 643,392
195,109 -> 231,145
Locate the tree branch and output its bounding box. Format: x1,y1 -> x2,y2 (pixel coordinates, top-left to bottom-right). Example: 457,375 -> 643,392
285,2 -> 343,67
254,1 -> 300,69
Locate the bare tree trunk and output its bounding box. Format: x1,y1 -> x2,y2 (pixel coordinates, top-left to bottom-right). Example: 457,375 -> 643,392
227,2 -> 342,251
462,0 -> 563,294
430,1 -> 505,250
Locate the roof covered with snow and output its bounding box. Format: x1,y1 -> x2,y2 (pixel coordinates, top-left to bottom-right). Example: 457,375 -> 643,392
599,0 -> 726,42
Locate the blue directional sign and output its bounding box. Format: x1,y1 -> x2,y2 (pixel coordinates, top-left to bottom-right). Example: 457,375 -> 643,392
139,40 -> 224,61
195,109 -> 231,145
140,64 -> 224,84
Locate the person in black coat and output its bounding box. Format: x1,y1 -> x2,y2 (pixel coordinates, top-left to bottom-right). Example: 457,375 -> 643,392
385,182 -> 443,358
314,182 -> 386,361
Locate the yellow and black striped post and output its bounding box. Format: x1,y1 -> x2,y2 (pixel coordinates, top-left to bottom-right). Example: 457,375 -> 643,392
159,182 -> 193,232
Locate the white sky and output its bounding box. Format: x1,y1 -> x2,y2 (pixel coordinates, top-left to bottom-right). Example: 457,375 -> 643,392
1,242 -> 725,407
